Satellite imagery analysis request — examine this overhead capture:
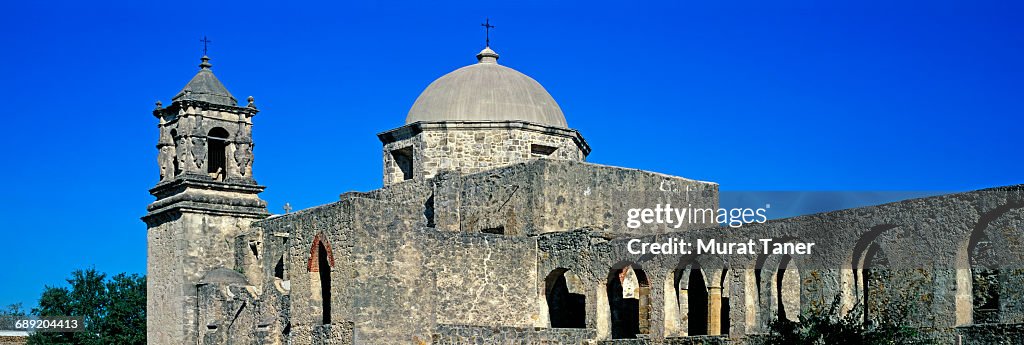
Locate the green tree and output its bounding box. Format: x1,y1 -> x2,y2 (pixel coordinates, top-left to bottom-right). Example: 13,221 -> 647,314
761,295 -> 924,345
28,268 -> 145,345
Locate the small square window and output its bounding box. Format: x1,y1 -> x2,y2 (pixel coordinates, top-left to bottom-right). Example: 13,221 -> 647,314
531,144 -> 557,156
390,147 -> 414,180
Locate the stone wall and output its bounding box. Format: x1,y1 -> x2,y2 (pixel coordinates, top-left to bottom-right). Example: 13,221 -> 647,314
250,156 -> 1024,344
536,186 -> 1024,341
435,159 -> 719,236
0,335 -> 27,345
255,193 -> 542,344
432,324 -> 596,344
957,324 -> 1024,344
379,121 -> 589,185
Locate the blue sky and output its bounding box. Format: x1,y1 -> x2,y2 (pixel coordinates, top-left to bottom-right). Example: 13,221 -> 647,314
0,0 -> 1021,308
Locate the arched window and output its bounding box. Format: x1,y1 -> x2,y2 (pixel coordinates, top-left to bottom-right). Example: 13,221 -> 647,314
207,127 -> 229,180
170,129 -> 180,175
545,268 -> 585,328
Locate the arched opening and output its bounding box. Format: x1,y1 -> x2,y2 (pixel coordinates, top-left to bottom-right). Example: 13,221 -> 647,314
719,268 -> 731,334
971,233 -> 1001,323
687,264 -> 709,336
776,255 -> 800,322
965,203 -> 1024,324
170,129 -> 180,175
861,242 -> 889,323
308,234 -> 335,325
546,269 -> 586,328
207,127 -> 229,181
317,240 -> 331,324
607,264 -> 651,339
849,225 -> 896,323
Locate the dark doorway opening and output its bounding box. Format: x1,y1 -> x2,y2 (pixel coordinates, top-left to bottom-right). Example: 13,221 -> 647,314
688,266 -> 709,336
608,265 -> 650,339
546,269 -> 585,328
318,240 -> 331,324
207,128 -> 229,180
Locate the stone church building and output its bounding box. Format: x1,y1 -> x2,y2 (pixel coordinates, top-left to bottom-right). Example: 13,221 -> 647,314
144,46 -> 1024,344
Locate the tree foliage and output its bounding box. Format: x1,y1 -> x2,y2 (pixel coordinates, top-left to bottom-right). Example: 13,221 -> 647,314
761,295 -> 925,345
28,268 -> 145,345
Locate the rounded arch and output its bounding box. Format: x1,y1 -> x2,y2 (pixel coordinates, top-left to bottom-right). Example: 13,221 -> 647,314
958,201 -> 1024,325
847,225 -> 896,324
206,127 -> 230,180
840,224 -> 896,320
208,127 -> 230,139
754,238 -> 805,329
774,255 -> 800,322
544,268 -> 586,328
671,255 -> 731,336
606,261 -> 651,339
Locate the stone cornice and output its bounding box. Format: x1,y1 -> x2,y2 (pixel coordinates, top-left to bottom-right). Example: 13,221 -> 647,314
377,120 -> 592,156
153,99 -> 258,118
145,175 -> 268,220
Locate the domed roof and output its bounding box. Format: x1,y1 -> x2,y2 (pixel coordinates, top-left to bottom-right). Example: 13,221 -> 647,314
405,47 -> 568,128
173,56 -> 237,107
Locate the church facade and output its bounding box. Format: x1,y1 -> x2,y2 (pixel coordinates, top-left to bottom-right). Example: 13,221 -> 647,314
145,46 -> 1024,344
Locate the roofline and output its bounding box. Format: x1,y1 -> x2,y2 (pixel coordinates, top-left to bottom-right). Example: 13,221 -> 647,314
376,120 -> 591,156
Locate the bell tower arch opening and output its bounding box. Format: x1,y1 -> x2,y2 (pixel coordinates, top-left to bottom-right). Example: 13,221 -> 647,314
207,127 -> 229,180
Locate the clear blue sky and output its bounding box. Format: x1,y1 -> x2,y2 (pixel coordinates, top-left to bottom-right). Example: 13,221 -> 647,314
0,0 -> 1021,308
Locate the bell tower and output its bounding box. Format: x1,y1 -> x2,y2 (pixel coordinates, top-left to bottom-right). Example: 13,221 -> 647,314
143,55 -> 269,345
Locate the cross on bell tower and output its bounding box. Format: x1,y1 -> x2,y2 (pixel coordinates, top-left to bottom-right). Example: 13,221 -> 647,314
200,36 -> 211,56
481,18 -> 495,47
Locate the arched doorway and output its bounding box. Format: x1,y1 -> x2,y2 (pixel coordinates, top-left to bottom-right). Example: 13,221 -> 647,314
308,234 -> 334,325
687,265 -> 709,336
607,264 -> 651,339
546,268 -> 586,328
776,255 -> 800,322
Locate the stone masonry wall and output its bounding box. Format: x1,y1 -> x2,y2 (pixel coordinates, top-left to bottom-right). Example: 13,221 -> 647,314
147,211 -> 261,345
435,159 -> 719,236
431,324 -> 596,344
256,194 -> 539,344
536,186 -> 1024,341
383,126 -> 585,185
253,156 -> 1024,344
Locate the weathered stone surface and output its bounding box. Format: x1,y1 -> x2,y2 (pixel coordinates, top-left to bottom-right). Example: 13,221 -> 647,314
379,121 -> 590,186
147,52 -> 1024,345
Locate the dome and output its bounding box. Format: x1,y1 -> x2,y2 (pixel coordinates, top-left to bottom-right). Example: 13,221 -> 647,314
405,47 -> 568,128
